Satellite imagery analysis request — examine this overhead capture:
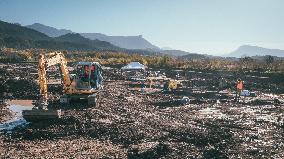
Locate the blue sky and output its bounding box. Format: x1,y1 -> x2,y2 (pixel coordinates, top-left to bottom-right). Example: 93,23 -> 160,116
0,0 -> 283,54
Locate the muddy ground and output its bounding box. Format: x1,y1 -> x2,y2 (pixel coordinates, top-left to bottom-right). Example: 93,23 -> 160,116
0,63 -> 284,158
0,103 -> 13,123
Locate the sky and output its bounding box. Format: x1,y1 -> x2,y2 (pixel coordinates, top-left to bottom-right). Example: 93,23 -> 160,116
0,0 -> 283,55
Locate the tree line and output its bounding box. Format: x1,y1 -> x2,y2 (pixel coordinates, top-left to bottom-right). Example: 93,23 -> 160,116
1,48 -> 283,72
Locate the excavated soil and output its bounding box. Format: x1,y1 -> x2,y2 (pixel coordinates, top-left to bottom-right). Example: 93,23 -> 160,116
0,63 -> 284,158
0,80 -> 283,158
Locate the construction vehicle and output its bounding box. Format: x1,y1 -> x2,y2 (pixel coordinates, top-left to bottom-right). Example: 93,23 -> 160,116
163,80 -> 181,92
23,52 -> 103,121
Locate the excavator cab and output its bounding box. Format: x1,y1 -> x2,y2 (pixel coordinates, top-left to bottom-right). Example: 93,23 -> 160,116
76,62 -> 103,90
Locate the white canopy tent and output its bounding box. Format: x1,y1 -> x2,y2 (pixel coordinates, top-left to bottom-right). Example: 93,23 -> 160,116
121,62 -> 146,70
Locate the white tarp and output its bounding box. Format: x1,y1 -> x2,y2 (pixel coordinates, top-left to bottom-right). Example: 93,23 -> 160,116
121,62 -> 146,70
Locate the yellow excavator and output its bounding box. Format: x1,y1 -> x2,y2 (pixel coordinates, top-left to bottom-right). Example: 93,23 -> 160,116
23,52 -> 103,121
163,80 -> 180,92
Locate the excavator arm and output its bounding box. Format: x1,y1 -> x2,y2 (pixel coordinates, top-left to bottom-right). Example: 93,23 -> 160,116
37,52 -> 71,109
37,54 -> 48,108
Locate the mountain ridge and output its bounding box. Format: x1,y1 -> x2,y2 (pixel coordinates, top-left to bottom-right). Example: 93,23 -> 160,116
227,45 -> 284,57
5,22 -> 284,58
55,33 -> 119,50
160,49 -> 193,56
81,33 -> 160,50
26,23 -> 73,37
25,23 -> 160,50
0,20 -> 119,51
0,21 -> 50,40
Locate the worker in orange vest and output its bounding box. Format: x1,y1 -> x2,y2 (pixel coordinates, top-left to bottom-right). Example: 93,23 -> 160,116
237,79 -> 244,90
236,79 -> 244,102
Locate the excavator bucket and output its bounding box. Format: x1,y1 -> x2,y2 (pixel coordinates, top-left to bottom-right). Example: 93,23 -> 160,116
23,109 -> 61,122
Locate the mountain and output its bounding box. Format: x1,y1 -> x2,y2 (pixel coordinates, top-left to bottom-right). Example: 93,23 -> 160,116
80,33 -> 160,50
159,49 -> 209,59
26,23 -> 72,37
0,20 -> 119,51
23,23 -> 160,50
160,49 -> 192,56
55,33 -> 119,50
0,20 -> 51,49
179,53 -> 207,60
26,23 -> 159,51
227,45 -> 284,57
0,21 -> 50,41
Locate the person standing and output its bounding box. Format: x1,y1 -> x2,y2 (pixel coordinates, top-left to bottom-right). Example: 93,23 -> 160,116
236,79 -> 244,102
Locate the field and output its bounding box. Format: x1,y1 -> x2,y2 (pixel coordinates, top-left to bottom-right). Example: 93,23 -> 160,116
0,61 -> 284,158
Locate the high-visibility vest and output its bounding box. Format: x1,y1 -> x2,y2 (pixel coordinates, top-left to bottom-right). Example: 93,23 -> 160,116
237,81 -> 244,90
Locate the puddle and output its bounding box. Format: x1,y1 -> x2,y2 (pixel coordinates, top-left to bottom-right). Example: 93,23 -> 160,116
0,105 -> 33,132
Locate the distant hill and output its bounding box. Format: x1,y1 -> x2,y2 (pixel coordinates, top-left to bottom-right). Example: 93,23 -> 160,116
179,53 -> 208,60
0,21 -> 49,41
26,23 -> 73,37
0,20 -> 119,51
55,33 -> 119,50
56,33 -> 91,43
163,49 -> 238,60
23,23 -> 160,50
80,33 -> 160,50
227,45 -> 284,57
160,49 -> 211,60
160,49 -> 192,56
